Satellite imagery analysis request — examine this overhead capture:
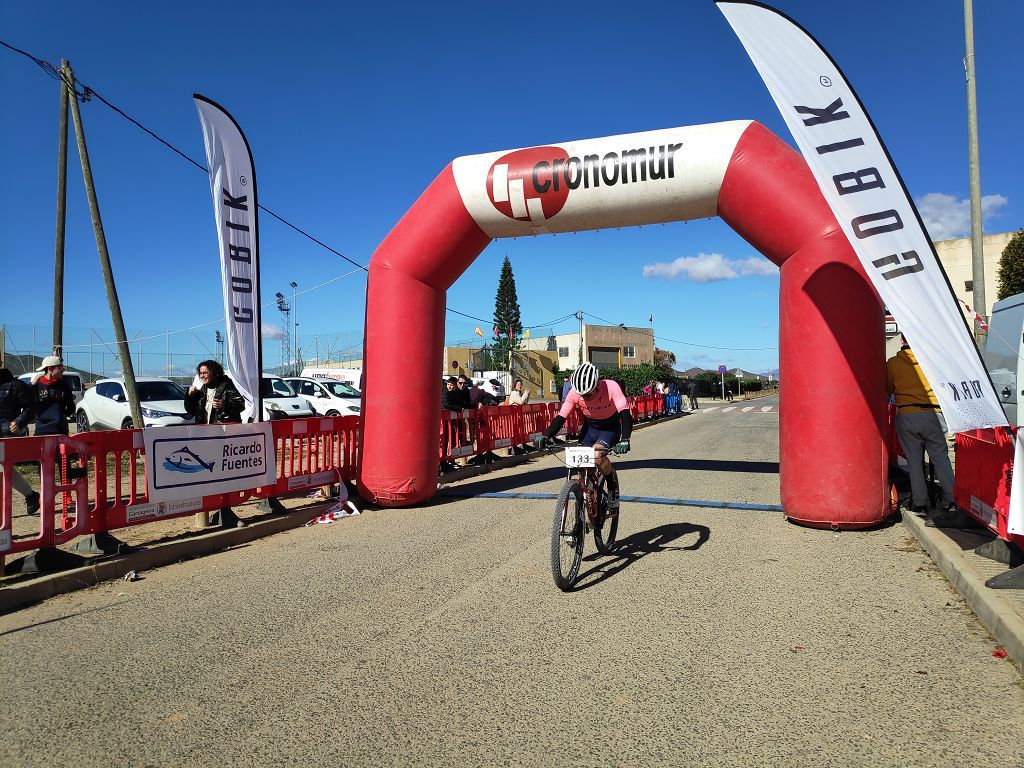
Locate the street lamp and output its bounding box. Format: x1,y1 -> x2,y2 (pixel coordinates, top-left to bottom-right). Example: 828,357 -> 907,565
290,281 -> 298,375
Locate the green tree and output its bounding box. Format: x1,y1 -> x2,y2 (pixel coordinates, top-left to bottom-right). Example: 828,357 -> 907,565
491,256 -> 523,367
653,347 -> 676,372
996,229 -> 1024,300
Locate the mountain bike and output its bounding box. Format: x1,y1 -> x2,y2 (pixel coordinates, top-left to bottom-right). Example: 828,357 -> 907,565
548,444 -> 619,591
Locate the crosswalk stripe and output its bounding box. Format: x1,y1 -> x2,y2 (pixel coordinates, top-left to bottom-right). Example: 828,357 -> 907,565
742,406 -> 754,412
722,407 -> 737,413
761,406 -> 774,413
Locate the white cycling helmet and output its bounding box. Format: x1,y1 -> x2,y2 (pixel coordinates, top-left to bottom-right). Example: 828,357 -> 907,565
570,362 -> 599,396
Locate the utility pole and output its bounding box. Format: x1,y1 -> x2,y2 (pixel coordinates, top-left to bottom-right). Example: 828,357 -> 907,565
66,60 -> 144,430
577,310 -> 584,366
964,0 -> 987,351
53,60 -> 70,358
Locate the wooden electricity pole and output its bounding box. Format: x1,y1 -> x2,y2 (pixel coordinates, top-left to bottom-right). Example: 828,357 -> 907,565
52,60 -> 70,358
65,60 -> 144,429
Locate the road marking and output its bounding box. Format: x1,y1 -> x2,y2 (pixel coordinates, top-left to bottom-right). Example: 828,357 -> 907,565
741,407 -> 754,412
722,407 -> 737,413
704,406 -> 720,412
761,406 -> 774,413
437,489 -> 783,512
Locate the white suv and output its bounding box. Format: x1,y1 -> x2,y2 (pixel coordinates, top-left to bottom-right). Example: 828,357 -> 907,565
284,377 -> 361,416
76,377 -> 193,431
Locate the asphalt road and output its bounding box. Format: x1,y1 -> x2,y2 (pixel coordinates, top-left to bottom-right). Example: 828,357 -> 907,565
2,396 -> 1023,767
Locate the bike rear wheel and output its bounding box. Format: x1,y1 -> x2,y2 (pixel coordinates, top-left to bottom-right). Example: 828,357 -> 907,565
551,480 -> 585,591
593,474 -> 619,554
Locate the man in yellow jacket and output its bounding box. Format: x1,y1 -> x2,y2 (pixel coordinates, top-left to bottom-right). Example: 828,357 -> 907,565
886,336 -> 956,518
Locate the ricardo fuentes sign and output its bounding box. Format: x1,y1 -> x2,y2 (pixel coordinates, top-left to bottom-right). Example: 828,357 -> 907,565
145,422 -> 276,502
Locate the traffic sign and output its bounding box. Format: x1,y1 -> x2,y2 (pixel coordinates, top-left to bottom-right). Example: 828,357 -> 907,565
718,365 -> 727,374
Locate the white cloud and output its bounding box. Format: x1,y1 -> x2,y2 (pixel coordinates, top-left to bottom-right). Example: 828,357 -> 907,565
916,192 -> 1008,240
642,252 -> 778,283
262,322 -> 285,340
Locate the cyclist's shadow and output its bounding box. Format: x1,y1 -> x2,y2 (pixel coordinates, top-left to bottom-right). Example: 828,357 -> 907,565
571,521 -> 710,592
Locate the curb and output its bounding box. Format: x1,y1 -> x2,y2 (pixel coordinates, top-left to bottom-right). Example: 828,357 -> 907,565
0,501 -> 334,615
902,510 -> 1024,667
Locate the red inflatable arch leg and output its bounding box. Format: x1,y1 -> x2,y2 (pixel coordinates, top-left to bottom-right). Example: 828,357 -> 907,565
719,123 -> 888,528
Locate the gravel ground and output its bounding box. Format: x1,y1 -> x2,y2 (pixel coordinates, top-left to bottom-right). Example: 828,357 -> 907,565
1,399 -> 1022,767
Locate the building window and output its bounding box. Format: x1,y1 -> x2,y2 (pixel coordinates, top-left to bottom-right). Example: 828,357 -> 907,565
964,280 -> 973,292
558,346 -> 569,357
623,346 -> 636,358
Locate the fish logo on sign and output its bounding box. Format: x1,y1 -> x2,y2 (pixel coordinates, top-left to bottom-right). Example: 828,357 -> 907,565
163,446 -> 215,474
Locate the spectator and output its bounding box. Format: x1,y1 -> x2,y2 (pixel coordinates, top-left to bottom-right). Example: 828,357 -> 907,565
439,377 -> 460,471
184,359 -> 245,425
560,377 -> 572,402
687,379 -> 699,411
886,335 -> 956,519
441,376 -> 459,411
508,378 -> 530,406
452,375 -> 473,411
31,355 -> 81,496
642,380 -> 656,396
32,356 -> 75,437
470,379 -> 500,408
183,360 -> 246,527
0,367 -> 39,515
723,381 -> 735,403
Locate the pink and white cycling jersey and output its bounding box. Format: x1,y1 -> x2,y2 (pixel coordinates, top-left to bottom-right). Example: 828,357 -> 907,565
559,379 -> 630,423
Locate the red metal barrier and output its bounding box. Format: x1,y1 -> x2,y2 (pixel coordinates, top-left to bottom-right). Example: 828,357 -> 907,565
2,399 -> 675,562
954,427 -> 1020,545
1,416 -> 359,560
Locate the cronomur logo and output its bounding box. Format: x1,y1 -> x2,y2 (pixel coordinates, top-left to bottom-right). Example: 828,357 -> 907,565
487,142 -> 686,227
488,147 -> 570,227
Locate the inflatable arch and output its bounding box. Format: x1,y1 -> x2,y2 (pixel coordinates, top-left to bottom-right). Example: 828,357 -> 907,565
358,120 -> 889,529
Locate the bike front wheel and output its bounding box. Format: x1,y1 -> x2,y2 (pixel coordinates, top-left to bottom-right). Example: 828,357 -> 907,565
593,474 -> 619,554
551,480 -> 585,591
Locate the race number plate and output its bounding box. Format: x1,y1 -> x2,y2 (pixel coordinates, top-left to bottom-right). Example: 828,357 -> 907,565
564,446 -> 596,468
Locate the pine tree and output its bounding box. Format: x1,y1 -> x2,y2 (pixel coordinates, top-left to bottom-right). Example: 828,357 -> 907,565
996,230 -> 1024,300
492,256 -> 523,366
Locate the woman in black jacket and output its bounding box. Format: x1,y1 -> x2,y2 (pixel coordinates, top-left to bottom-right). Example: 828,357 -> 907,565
184,360 -> 245,424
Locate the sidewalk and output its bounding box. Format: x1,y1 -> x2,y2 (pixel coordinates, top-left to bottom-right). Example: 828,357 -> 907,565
902,510 -> 1024,667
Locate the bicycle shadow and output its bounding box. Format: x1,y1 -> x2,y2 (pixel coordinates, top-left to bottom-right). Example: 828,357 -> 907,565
570,521 -> 711,592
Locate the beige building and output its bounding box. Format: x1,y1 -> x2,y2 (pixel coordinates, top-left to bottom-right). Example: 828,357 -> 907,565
934,231 -> 1016,320
521,324 -> 654,371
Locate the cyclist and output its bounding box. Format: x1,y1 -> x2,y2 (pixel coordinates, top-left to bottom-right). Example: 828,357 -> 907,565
540,362 -> 632,510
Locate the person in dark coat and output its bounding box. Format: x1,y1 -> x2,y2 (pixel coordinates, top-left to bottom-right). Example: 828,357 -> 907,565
0,367 -> 39,515
687,379 -> 699,411
32,356 -> 75,436
183,359 -> 247,528
184,360 -> 245,424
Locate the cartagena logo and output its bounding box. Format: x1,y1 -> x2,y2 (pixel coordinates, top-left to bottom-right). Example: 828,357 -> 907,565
163,445 -> 215,474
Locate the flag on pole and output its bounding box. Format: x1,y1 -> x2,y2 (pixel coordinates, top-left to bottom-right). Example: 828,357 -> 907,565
474,326 -> 484,337
523,328 -> 531,339
717,1 -> 1006,433
194,95 -> 263,422
648,314 -> 653,324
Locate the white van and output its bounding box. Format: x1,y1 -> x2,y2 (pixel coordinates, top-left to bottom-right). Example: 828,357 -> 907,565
299,367 -> 362,392
983,293 -> 1024,425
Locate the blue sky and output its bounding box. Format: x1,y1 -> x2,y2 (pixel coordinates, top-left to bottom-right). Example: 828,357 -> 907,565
2,0 -> 1021,377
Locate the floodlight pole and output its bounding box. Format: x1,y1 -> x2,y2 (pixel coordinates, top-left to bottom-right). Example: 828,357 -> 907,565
964,0 -> 987,351
66,60 -> 144,430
